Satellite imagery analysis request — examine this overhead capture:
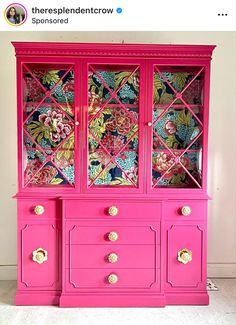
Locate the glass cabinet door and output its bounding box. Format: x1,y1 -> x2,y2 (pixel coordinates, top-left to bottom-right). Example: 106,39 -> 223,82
87,64 -> 140,188
151,65 -> 204,188
22,64 -> 75,187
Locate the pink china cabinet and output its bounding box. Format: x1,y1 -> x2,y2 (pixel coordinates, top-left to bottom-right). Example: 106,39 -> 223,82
12,42 -> 215,307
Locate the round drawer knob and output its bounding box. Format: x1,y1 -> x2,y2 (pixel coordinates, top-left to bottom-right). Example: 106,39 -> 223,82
107,273 -> 118,284
178,248 -> 192,264
107,252 -> 118,263
32,248 -> 48,264
147,122 -> 152,127
108,231 -> 119,242
75,121 -> 79,126
108,206 -> 119,216
34,205 -> 45,215
181,206 -> 192,216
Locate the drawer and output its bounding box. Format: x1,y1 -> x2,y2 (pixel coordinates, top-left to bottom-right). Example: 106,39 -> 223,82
18,199 -> 59,219
163,200 -> 207,220
66,268 -> 160,290
66,244 -> 160,269
66,222 -> 160,245
64,200 -> 161,219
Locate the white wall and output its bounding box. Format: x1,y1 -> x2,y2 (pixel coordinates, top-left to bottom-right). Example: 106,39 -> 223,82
0,32 -> 235,279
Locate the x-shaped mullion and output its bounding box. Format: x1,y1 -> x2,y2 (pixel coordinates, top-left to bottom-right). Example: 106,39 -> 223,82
23,65 -> 73,125
89,65 -> 139,125
152,129 -> 177,158
152,97 -> 178,126
152,160 -> 176,189
154,66 -> 204,126
24,126 -> 74,186
152,128 -> 203,188
88,128 -> 139,187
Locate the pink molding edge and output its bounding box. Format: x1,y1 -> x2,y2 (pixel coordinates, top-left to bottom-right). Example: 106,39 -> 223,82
11,42 -> 216,58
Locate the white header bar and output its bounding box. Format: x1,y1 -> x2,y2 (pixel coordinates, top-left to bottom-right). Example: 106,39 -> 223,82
0,0 -> 235,31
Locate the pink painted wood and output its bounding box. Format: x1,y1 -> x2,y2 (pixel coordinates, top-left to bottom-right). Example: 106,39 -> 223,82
13,42 -> 215,307
66,244 -> 159,269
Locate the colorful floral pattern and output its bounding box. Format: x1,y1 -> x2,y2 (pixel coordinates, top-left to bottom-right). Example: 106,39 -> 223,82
152,151 -> 201,187
88,69 -> 139,115
23,67 -> 74,118
153,70 -> 203,105
153,109 -> 202,150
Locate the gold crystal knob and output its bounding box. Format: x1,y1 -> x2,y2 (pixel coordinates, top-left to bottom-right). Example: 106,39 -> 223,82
108,231 -> 119,242
107,252 -> 118,263
108,206 -> 119,216
32,248 -> 48,264
147,122 -> 152,127
107,273 -> 118,284
34,205 -> 45,215
178,248 -> 192,264
181,206 -> 192,216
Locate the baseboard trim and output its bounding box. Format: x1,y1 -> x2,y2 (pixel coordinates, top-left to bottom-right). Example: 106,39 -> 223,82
0,265 -> 17,280
0,264 -> 236,280
208,263 -> 236,278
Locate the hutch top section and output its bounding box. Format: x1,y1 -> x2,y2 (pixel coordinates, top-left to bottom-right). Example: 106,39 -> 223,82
12,42 -> 215,195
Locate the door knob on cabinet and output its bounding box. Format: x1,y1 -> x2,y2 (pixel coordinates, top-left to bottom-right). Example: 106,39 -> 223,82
75,121 -> 79,126
107,252 -> 119,263
108,231 -> 119,242
147,122 -> 152,127
32,248 -> 48,264
108,206 -> 119,216
177,248 -> 192,264
34,205 -> 45,215
181,206 -> 192,216
107,273 -> 118,284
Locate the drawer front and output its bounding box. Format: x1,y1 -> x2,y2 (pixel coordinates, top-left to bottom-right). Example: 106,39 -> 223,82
18,199 -> 58,219
66,222 -> 160,245
163,200 -> 207,220
18,221 -> 60,290
66,244 -> 160,269
64,200 -> 161,219
66,268 -> 160,290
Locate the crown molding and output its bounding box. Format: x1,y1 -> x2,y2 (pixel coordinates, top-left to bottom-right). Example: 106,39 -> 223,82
12,42 -> 216,59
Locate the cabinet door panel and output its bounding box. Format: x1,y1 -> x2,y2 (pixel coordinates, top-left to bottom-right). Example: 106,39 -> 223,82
85,61 -> 145,192
164,222 -> 207,291
18,221 -> 60,290
22,63 -> 76,188
149,65 -> 205,190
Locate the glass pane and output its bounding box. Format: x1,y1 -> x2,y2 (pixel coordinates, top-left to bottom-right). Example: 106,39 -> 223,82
88,66 -> 139,116
153,107 -> 202,150
153,67 -> 204,105
22,64 -> 75,187
28,162 -> 70,186
25,100 -> 74,148
152,151 -> 200,188
88,65 -> 139,188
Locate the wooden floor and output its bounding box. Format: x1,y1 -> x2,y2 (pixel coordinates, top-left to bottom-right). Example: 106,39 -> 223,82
0,279 -> 235,325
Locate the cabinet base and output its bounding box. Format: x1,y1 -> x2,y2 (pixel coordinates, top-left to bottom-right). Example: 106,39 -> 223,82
15,290 -> 60,306
59,293 -> 166,307
166,291 -> 209,305
15,291 -> 209,307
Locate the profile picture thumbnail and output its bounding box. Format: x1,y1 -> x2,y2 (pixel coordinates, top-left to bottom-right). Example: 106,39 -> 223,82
5,3 -> 27,26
